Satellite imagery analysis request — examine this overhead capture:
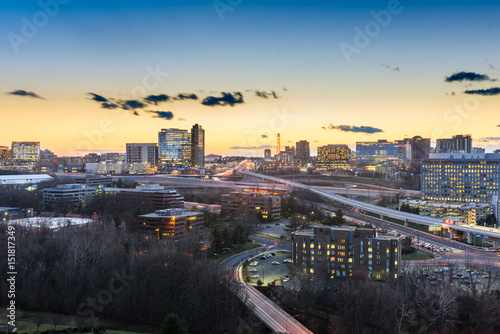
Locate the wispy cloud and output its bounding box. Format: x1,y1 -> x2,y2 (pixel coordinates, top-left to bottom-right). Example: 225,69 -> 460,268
381,63 -> 400,72
255,90 -> 279,99
147,111 -> 174,120
445,71 -> 494,82
322,124 -> 383,134
229,145 -> 273,150
176,93 -> 198,100
260,134 -> 268,139
7,89 -> 45,99
464,87 -> 500,96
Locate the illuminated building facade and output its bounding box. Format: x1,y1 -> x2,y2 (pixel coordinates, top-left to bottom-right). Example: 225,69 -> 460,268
137,208 -> 204,240
190,124 -> 205,168
399,199 -> 491,224
11,141 -> 40,163
158,128 -> 191,169
317,145 -> 350,169
422,153 -> 500,203
436,135 -> 472,154
356,140 -> 399,166
221,191 -> 281,221
413,153 -> 500,223
292,226 -> 400,280
0,146 -> 12,163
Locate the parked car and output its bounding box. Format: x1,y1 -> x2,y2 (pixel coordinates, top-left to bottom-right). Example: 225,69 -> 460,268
251,275 -> 260,279
249,268 -> 257,272
272,261 -> 280,265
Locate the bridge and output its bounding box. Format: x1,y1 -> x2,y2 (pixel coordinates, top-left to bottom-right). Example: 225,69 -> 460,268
237,170 -> 500,248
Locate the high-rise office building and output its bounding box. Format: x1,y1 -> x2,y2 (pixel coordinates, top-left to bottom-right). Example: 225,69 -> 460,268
158,129 -> 191,169
295,140 -> 310,161
436,135 -> 472,153
398,136 -> 430,171
190,124 -> 205,168
264,149 -> 272,160
317,145 -> 351,169
421,153 -> 500,203
401,153 -> 500,223
292,226 -> 400,280
11,141 -> 40,163
126,143 -> 158,165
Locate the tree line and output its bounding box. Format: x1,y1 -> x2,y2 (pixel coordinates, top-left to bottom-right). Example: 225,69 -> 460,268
0,221 -> 248,333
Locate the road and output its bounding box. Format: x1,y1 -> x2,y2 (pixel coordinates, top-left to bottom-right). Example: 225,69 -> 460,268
238,170 -> 500,243
341,207 -> 500,269
218,236 -> 312,334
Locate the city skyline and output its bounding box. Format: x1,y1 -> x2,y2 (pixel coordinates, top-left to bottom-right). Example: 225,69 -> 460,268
1,1 -> 500,156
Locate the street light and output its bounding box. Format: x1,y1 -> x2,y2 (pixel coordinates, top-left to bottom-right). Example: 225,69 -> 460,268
286,314 -> 299,334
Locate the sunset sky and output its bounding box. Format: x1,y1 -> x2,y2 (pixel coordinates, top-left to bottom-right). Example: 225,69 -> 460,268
1,0 -> 500,156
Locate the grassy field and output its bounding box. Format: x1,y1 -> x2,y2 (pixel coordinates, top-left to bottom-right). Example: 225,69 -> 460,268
1,310 -> 157,334
402,249 -> 437,261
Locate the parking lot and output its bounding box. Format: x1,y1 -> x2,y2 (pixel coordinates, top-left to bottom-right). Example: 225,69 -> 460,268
247,251 -> 294,287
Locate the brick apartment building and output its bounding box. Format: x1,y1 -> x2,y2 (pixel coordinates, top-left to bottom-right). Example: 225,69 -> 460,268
221,191 -> 281,221
292,226 -> 401,280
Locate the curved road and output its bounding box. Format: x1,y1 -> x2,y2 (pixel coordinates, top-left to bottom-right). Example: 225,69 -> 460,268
218,236 -> 313,334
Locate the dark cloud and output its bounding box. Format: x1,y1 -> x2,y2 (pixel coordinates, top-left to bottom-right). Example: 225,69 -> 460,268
176,93 -> 198,100
122,100 -> 146,110
322,124 -> 383,134
201,92 -> 244,106
381,63 -> 400,72
229,145 -> 273,150
255,90 -> 279,99
7,90 -> 45,99
88,93 -> 108,102
464,87 -> 500,96
101,102 -> 119,109
147,111 -> 174,120
445,71 -> 492,82
260,134 -> 268,139
144,94 -> 169,105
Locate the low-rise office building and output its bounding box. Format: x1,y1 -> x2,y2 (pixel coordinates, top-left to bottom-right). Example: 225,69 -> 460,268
43,184 -> 102,210
136,208 -> 204,240
105,184 -> 184,209
0,207 -> 34,221
221,191 -> 281,221
399,199 -> 492,225
75,175 -> 113,187
292,226 -> 400,280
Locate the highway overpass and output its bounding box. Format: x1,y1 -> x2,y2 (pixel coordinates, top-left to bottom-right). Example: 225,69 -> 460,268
237,171 -> 500,248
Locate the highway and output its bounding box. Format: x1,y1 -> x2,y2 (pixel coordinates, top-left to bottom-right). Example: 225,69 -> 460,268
238,170 -> 500,244
218,236 -> 313,334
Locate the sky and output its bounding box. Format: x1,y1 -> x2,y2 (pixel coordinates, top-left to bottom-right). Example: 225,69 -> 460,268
1,0 -> 500,156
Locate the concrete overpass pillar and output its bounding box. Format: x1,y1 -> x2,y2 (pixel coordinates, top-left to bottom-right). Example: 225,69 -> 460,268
467,232 -> 472,244
481,235 -> 486,248
449,228 -> 453,239
492,238 -> 500,249
404,219 -> 408,227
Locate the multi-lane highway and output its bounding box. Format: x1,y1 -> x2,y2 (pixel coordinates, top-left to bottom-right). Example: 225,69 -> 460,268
238,170 -> 500,246
218,236 -> 313,334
